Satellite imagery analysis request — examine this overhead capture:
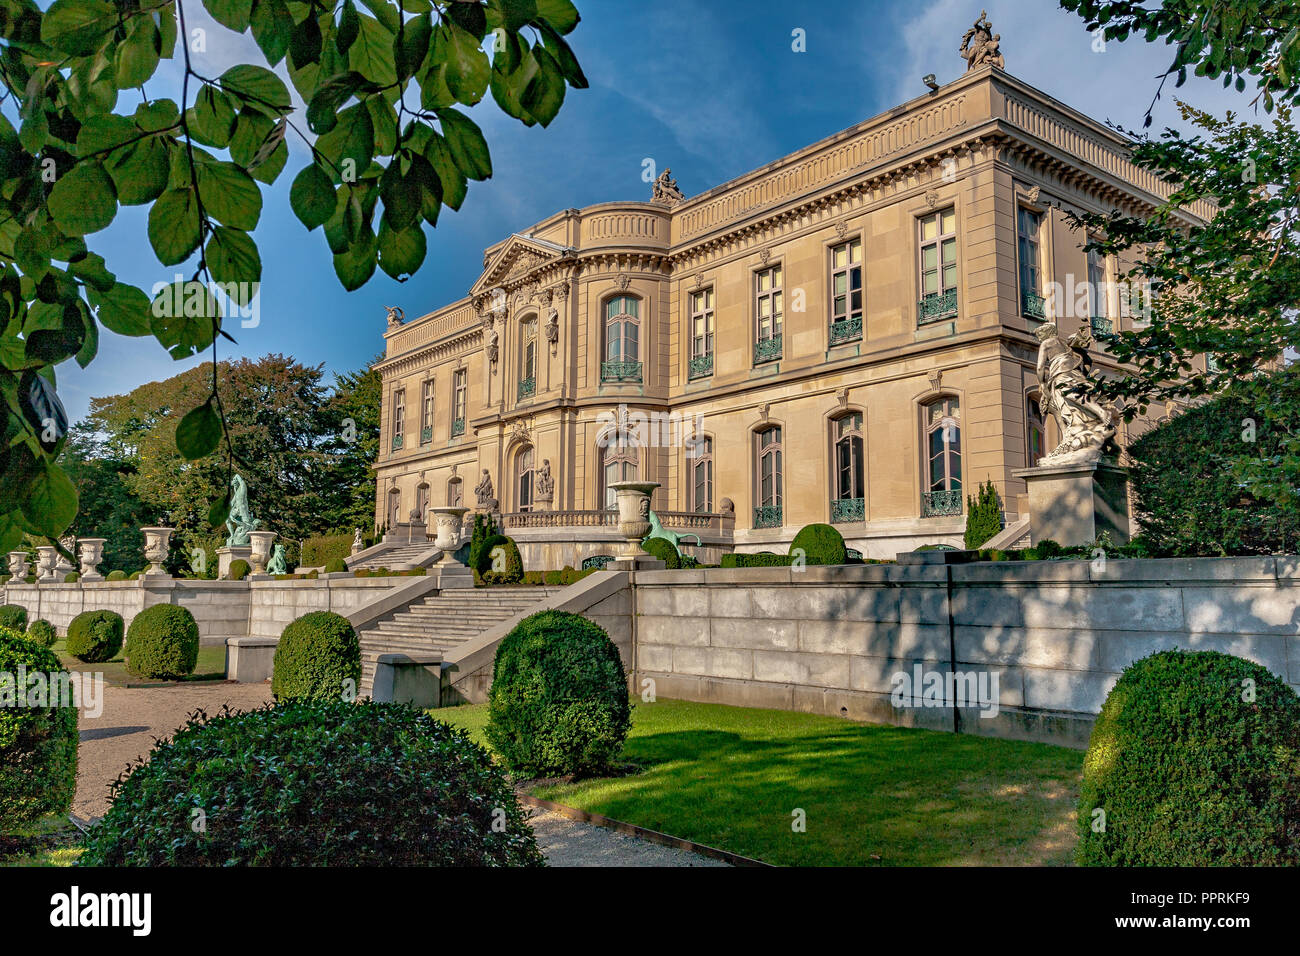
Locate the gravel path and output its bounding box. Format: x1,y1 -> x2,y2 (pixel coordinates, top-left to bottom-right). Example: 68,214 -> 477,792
76,683 -> 727,866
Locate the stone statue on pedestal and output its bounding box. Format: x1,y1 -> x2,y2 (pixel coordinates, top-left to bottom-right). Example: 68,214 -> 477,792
651,168 -> 684,203
1034,323 -> 1117,465
475,469 -> 498,511
352,528 -> 364,554
224,474 -> 261,547
960,9 -> 1004,71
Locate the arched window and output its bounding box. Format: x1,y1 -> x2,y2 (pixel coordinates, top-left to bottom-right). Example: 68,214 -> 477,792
831,412 -> 864,523
754,426 -> 782,528
689,436 -> 713,513
518,315 -> 537,400
387,488 -> 401,527
600,431 -> 639,510
922,397 -> 962,516
1026,392 -> 1046,467
602,295 -> 641,382
415,483 -> 429,523
516,445 -> 535,512
447,476 -> 462,508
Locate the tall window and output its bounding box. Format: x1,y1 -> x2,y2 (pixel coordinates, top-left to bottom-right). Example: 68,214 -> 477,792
755,426 -> 782,527
518,316 -> 537,399
516,446 -> 534,512
605,296 -> 639,363
1017,206 -> 1044,318
922,397 -> 962,516
689,288 -> 714,378
918,208 -> 958,323
387,488 -> 401,526
754,265 -> 783,363
829,239 -> 863,343
447,477 -> 462,508
601,434 -> 638,510
1086,246 -> 1111,334
1027,393 -> 1046,467
451,369 -> 466,436
690,436 -> 713,513
832,413 -> 864,520
420,379 -> 434,443
415,483 -> 429,522
391,389 -> 405,450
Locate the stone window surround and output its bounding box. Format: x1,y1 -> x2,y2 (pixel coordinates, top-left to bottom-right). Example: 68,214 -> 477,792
752,261 -> 785,360
831,409 -> 866,504
920,393 -> 963,512
688,434 -> 714,514
826,234 -> 864,338
754,422 -> 784,511
688,285 -> 715,368
603,292 -> 642,364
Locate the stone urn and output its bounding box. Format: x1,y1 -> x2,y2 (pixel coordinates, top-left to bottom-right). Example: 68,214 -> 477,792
34,546 -> 58,582
610,481 -> 661,561
248,530 -> 277,574
7,551 -> 29,580
430,506 -> 469,554
78,538 -> 107,582
140,526 -> 173,577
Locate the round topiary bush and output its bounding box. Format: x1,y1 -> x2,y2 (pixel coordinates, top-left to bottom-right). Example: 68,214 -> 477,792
323,557 -> 348,574
642,537 -> 681,569
228,559 -> 250,580
66,610 -> 124,663
0,627 -> 78,833
106,570 -> 127,581
63,571 -> 79,583
25,619 -> 57,648
1077,649 -> 1300,866
486,610 -> 631,776
477,534 -> 523,584
124,605 -> 199,680
271,611 -> 361,702
77,701 -> 543,866
128,571 -> 142,581
790,523 -> 848,566
0,604 -> 28,632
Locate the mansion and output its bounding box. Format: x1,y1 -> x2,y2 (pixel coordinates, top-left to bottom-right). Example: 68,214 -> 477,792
371,54 -> 1212,564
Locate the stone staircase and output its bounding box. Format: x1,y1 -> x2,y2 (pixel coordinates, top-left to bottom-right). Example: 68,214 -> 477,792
348,542 -> 441,571
359,587 -> 563,695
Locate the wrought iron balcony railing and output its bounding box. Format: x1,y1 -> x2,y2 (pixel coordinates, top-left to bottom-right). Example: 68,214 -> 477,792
391,433 -> 403,451
600,360 -> 642,383
517,377 -> 535,401
688,354 -> 713,379
753,505 -> 783,529
918,289 -> 958,325
754,335 -> 782,365
1021,290 -> 1046,320
450,418 -> 465,438
830,497 -> 864,523
828,315 -> 862,346
922,489 -> 962,517
420,426 -> 433,444
1089,315 -> 1113,336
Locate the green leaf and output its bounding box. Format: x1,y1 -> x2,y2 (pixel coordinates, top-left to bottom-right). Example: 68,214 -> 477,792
438,21 -> 490,104
495,0 -> 537,32
75,114 -> 138,157
537,18 -> 587,87
535,0 -> 579,34
203,0 -> 253,32
221,64 -> 293,116
22,460 -> 78,537
337,0 -> 361,54
206,226 -> 262,294
367,95 -> 399,154
490,44 -> 540,125
332,227 -> 378,290
48,161 -> 118,236
379,161 -> 421,231
396,13 -> 433,83
289,10 -> 323,68
424,131 -> 467,209
316,103 -> 374,181
522,44 -> 565,126
115,17 -> 162,89
176,399 -> 222,460
89,282 -> 153,336
68,251 -> 116,292
290,163 -> 337,229
40,0 -> 117,56
208,489 -> 232,529
250,0 -> 294,65
106,137 -> 170,205
190,85 -> 238,147
134,99 -> 182,132
349,14 -> 398,86
150,281 -> 221,358
358,0 -> 400,33
306,71 -> 370,134
148,188 -> 202,265
437,107 -> 492,179
197,160 -> 263,230
74,304 -> 98,368
377,219 -> 426,280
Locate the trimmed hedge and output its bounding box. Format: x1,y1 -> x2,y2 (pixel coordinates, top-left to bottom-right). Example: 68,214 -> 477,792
300,533 -> 353,569
486,610 -> 631,776
66,610 -> 124,663
25,619 -> 57,649
721,552 -> 796,568
1076,650 -> 1300,866
63,571 -> 79,583
477,535 -> 523,585
642,537 -> 681,569
0,605 -> 27,632
789,523 -> 847,565
0,628 -> 78,833
106,570 -> 127,581
271,612 -> 361,703
228,559 -> 251,580
124,605 -> 199,680
77,701 -> 543,866
323,557 -> 348,574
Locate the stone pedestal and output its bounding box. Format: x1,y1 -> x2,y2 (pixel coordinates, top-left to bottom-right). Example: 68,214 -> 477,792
78,537 -> 107,581
608,480 -> 666,571
248,530 -> 276,574
1013,460 -> 1130,548
217,545 -> 252,579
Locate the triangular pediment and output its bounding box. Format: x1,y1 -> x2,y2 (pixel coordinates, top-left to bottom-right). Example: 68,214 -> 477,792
470,234 -> 568,299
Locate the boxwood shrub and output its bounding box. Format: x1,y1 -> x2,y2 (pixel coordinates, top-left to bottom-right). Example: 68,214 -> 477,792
790,523 -> 848,565
721,552 -> 796,568
25,619 -> 57,649
106,570 -> 127,581
1076,649 -> 1300,866
0,605 -> 27,632
324,557 -> 348,574
124,605 -> 199,680
642,537 -> 681,569
0,628 -> 78,833
77,701 -> 543,866
66,610 -> 124,663
477,535 -> 524,585
271,611 -> 361,702
228,559 -> 251,580
486,610 -> 631,776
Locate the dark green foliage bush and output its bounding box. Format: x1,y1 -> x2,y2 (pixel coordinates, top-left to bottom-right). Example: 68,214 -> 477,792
271,612 -> 361,703
477,535 -> 523,585
128,571 -> 142,580
964,480 -> 1004,550
106,570 -> 127,581
63,571 -> 79,583
0,605 -> 27,632
487,611 -> 631,776
467,513 -> 498,575
789,523 -> 847,565
559,565 -> 577,585
1076,650 -> 1300,866
0,628 -> 78,833
544,570 -> 563,586
1127,388 -> 1299,555
1033,538 -> 1063,559
67,610 -> 125,663
77,701 -> 543,866
25,619 -> 57,649
323,557 -> 348,574
721,552 -> 796,568
228,559 -> 251,580
642,537 -> 681,569
124,605 -> 199,680
301,534 -> 354,569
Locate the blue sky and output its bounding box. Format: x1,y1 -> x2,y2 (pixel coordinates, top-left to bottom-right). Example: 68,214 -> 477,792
55,0 -> 1250,423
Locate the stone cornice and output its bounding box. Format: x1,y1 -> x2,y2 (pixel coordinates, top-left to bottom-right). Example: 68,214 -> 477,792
374,326 -> 481,377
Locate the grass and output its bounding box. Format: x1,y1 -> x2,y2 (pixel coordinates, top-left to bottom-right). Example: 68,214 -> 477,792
52,637 -> 227,686
0,816 -> 83,867
436,698 -> 1083,866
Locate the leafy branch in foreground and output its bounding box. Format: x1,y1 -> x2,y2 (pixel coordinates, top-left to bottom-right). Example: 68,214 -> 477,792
0,0 -> 587,554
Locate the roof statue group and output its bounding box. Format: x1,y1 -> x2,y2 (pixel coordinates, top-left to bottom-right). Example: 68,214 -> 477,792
960,10 -> 1004,71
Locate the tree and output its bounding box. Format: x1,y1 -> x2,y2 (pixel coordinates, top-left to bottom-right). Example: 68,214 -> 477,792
61,423 -> 152,571
0,0 -> 587,556
315,361 -> 380,532
964,480 -> 1003,550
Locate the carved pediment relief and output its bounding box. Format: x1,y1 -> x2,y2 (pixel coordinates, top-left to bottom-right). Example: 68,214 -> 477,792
471,234 -> 569,299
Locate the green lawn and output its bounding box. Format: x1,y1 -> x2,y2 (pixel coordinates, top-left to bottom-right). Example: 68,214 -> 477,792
53,638 -> 227,685
0,816 -> 83,867
436,699 -> 1083,866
